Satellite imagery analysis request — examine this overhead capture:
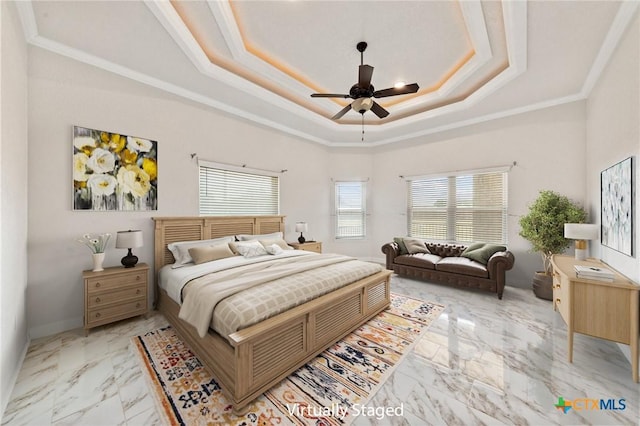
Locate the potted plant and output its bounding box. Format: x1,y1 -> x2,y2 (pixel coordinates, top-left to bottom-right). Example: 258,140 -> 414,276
519,190 -> 587,300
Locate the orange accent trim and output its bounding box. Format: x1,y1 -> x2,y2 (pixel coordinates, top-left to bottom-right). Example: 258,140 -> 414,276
381,49 -> 475,108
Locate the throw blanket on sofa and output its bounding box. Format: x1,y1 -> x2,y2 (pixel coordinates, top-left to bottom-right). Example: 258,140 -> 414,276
179,253 -> 378,338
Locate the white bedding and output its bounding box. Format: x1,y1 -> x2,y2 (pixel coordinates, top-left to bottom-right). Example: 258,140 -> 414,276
158,249 -> 314,304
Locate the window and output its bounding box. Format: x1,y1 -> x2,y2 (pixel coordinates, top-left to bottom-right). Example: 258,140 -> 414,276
335,181 -> 366,239
199,163 -> 279,216
407,170 -> 507,243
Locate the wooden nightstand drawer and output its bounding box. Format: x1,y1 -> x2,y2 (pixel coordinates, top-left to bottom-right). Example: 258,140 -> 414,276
88,284 -> 146,308
87,298 -> 146,326
289,241 -> 322,253
86,271 -> 146,294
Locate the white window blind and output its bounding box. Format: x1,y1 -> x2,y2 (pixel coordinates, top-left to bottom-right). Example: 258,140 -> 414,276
407,171 -> 507,243
335,181 -> 366,239
199,165 -> 279,216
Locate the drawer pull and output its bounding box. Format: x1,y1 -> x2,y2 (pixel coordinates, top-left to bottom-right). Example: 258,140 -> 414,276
553,285 -> 560,289
136,289 -> 141,294
95,297 -> 101,303
136,275 -> 141,281
136,302 -> 141,308
555,298 -> 561,305
95,313 -> 101,318
95,282 -> 101,288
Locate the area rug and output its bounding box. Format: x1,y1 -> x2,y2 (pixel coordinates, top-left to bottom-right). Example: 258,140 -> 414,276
131,293 -> 444,425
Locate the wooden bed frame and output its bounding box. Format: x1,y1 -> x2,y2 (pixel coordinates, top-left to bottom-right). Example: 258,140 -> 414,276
153,215 -> 392,413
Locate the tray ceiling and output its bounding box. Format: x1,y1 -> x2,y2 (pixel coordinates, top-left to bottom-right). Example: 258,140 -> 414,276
16,1 -> 638,147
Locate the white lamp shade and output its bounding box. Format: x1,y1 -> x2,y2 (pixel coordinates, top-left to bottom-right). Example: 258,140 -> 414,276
564,223 -> 599,240
295,222 -> 308,233
116,230 -> 143,249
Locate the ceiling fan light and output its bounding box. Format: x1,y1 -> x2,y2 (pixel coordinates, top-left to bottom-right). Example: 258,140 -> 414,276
351,97 -> 373,114
394,81 -> 406,88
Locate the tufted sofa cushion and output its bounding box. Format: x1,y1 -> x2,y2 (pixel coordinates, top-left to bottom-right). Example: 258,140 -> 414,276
435,257 -> 489,278
394,253 -> 442,269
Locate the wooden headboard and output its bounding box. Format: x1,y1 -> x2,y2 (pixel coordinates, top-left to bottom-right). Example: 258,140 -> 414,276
152,215 -> 286,274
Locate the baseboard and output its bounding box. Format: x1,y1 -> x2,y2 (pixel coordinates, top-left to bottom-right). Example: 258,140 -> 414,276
28,316 -> 82,340
1,338 -> 30,420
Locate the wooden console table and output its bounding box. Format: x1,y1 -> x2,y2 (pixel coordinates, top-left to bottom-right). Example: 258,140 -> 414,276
551,255 -> 638,382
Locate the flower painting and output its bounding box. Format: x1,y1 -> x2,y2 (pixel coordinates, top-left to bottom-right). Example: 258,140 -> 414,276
73,126 -> 157,211
601,157 -> 633,256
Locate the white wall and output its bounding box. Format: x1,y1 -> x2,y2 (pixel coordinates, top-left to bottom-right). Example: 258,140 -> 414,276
586,12 -> 639,282
27,48 -> 332,338
0,0 -> 29,416
370,102 -> 588,288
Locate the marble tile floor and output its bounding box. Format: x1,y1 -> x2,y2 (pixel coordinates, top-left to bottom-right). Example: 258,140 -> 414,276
2,276 -> 639,425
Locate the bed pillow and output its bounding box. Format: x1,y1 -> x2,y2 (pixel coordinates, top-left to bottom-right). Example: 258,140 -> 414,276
460,243 -> 507,265
259,238 -> 292,251
168,236 -> 235,268
403,237 -> 431,254
188,244 -> 236,265
237,231 -> 284,241
229,240 -> 268,258
264,243 -> 284,255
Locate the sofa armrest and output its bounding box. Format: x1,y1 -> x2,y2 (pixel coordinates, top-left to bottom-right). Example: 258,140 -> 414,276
381,242 -> 400,270
487,251 -> 515,276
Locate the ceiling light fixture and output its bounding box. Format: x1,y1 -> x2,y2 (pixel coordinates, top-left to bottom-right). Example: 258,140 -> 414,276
394,81 -> 406,88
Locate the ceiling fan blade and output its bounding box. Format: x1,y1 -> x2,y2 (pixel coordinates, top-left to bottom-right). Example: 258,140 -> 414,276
311,93 -> 350,98
331,104 -> 352,120
370,101 -> 389,119
358,65 -> 374,88
373,83 -> 419,98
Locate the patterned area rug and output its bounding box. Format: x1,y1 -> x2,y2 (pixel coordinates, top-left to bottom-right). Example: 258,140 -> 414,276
132,294 -> 444,425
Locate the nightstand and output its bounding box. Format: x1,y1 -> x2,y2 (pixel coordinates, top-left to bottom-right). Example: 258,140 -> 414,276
83,263 -> 149,336
289,241 -> 322,253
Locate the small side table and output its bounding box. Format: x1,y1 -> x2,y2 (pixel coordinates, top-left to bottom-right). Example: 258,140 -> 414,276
83,263 -> 149,336
289,241 -> 322,253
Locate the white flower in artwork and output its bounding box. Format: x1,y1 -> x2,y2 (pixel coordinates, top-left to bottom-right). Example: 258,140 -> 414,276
117,165 -> 151,198
126,136 -> 153,153
87,174 -> 117,196
73,136 -> 96,150
73,152 -> 90,181
87,148 -> 116,174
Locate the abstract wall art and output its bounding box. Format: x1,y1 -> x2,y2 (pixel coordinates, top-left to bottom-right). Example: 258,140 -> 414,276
601,156 -> 633,256
73,126 -> 157,211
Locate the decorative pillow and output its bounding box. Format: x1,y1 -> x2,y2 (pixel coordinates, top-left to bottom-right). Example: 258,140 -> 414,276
402,237 -> 431,254
259,238 -> 292,251
188,244 -> 236,265
237,232 -> 283,241
168,236 -> 235,268
460,243 -> 507,265
264,243 -> 284,255
230,240 -> 268,258
393,237 -> 409,255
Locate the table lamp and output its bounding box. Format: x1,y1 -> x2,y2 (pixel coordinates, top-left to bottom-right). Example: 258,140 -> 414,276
564,223 -> 599,261
116,230 -> 143,268
295,222 -> 308,244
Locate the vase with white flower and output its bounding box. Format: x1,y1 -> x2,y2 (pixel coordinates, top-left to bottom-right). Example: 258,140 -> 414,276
78,233 -> 111,272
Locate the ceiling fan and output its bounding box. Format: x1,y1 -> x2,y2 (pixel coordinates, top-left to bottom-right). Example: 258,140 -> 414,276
311,41 -> 419,120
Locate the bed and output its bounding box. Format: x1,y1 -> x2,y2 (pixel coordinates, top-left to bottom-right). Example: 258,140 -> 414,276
153,215 -> 392,414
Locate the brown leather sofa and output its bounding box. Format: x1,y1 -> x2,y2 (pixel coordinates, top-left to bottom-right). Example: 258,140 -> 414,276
381,241 -> 515,299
